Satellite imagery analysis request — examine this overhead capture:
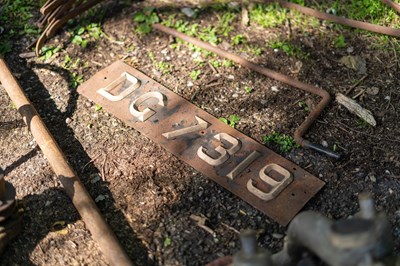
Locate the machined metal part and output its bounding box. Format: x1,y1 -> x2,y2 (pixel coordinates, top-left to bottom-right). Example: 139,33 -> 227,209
0,58 -> 132,266
209,193 -> 398,266
0,168 -> 22,255
77,60 -> 325,226
272,192 -> 396,266
233,230 -> 272,266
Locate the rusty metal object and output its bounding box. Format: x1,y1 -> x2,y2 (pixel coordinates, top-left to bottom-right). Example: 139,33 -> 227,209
32,0 -> 400,55
0,168 -> 22,255
152,24 -> 340,159
272,192 -> 396,266
275,0 -> 400,38
233,230 -> 272,266
0,58 -> 132,266
208,193 -> 398,266
33,0 -> 104,56
78,60 -> 324,226
381,0 -> 400,14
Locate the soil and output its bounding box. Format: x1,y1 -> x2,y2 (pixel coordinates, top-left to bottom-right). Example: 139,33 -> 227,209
1,1 -> 400,265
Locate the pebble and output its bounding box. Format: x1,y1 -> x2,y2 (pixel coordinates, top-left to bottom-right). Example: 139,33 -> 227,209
346,46 -> 354,53
232,93 -> 239,98
271,86 -> 279,92
95,195 -> 106,202
228,75 -> 235,80
321,140 -> 328,147
65,117 -> 72,124
272,233 -> 284,239
187,81 -> 194,87
385,96 -> 391,101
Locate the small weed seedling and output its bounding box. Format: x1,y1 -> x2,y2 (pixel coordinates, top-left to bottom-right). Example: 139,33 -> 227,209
134,8 -> 159,34
249,3 -> 287,28
231,34 -> 247,46
70,72 -> 84,89
190,70 -> 201,80
335,34 -> 347,48
219,114 -> 240,128
40,46 -> 62,61
298,101 -> 309,112
262,131 -> 300,152
244,86 -> 253,94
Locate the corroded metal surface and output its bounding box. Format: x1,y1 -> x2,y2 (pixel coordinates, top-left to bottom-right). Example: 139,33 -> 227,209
78,61 -> 324,226
0,58 -> 132,266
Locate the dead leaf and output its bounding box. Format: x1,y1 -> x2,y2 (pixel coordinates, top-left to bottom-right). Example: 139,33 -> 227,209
339,55 -> 367,75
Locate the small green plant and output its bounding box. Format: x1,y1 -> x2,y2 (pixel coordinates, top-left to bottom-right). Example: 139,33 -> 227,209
335,34 -> 347,48
94,104 -> 102,112
63,54 -> 81,70
0,41 -> 12,56
190,70 -> 201,80
231,34 -> 247,46
70,72 -> 84,89
155,61 -> 173,74
199,26 -> 220,45
249,3 -> 287,28
262,131 -> 300,152
298,101 -> 309,112
71,23 -> 102,48
270,40 -> 307,58
248,45 -> 263,56
217,12 -> 236,36
40,46 -> 62,61
244,86 -> 253,93
223,59 -> 234,67
164,236 -> 172,247
219,114 -> 240,128
210,59 -> 222,68
134,8 -> 159,34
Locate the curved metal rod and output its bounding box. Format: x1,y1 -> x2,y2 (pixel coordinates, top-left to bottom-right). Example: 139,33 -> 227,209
152,24 -> 340,159
0,58 -> 133,266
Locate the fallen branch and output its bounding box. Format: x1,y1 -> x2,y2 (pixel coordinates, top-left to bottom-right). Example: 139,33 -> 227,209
336,93 -> 376,126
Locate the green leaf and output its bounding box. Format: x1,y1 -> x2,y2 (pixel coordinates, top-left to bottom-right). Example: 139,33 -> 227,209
134,12 -> 146,22
95,104 -> 102,112
164,237 -> 172,247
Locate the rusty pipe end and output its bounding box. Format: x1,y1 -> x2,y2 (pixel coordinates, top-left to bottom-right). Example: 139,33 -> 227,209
300,139 -> 342,160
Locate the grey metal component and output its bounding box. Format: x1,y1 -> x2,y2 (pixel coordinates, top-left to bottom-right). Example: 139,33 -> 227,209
233,230 -> 272,266
272,194 -> 394,266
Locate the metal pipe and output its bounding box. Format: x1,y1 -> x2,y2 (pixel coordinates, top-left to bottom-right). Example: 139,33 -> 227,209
153,24 -> 340,159
0,58 -> 132,266
276,1 -> 400,38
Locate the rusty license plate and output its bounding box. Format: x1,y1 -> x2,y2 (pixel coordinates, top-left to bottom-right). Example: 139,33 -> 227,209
78,61 -> 324,226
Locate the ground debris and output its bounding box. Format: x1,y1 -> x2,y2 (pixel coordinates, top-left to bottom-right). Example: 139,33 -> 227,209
339,55 -> 367,75
336,93 -> 376,126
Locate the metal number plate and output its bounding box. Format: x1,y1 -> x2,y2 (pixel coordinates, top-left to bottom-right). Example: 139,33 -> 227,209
78,61 -> 324,226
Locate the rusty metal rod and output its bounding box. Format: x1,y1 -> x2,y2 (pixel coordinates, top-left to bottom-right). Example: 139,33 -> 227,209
381,0 -> 400,14
153,24 -> 340,159
0,58 -> 132,266
275,0 -> 400,38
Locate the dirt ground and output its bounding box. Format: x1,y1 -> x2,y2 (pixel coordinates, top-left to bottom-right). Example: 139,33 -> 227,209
1,1 -> 400,265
